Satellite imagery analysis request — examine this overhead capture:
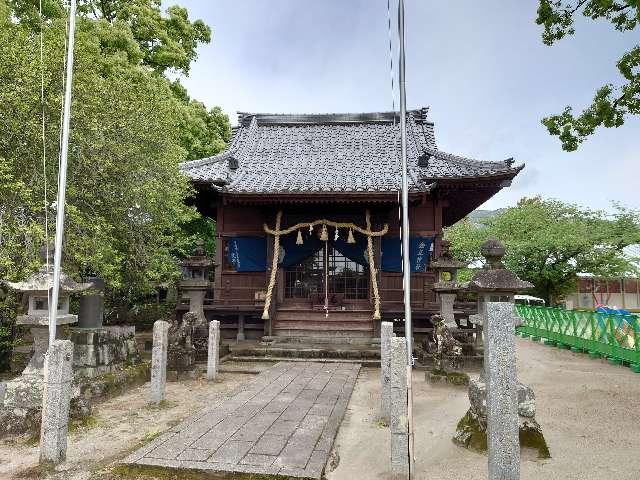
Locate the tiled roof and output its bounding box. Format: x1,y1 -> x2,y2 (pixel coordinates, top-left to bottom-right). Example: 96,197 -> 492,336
179,108 -> 522,194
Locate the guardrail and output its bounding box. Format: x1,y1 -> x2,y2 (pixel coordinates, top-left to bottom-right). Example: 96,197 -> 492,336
515,305 -> 640,372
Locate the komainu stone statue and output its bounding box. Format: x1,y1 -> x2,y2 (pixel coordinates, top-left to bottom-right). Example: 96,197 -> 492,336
432,314 -> 463,371
424,314 -> 468,386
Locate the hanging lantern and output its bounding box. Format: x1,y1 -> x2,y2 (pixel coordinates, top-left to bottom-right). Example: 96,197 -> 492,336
347,229 -> 356,244
320,224 -> 328,241
296,230 -> 304,245
334,228 -> 339,241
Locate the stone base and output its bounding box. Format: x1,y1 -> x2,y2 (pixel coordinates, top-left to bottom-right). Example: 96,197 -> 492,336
0,361 -> 150,438
426,369 -> 469,386
453,408 -> 551,459
72,326 -> 140,378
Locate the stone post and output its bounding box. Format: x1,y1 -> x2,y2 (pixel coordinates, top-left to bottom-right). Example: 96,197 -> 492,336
485,302 -> 520,480
39,340 -> 74,465
237,314 -> 246,341
150,320 -> 169,404
380,321 -> 394,422
389,336 -> 409,478
207,320 -> 220,381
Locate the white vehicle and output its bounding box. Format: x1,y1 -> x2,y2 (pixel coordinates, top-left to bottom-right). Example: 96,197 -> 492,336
514,295 -> 546,307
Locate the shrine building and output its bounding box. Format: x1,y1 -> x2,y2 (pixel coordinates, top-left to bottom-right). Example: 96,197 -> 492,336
178,108 -> 523,340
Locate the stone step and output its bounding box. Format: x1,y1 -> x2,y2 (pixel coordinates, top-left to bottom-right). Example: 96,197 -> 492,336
262,335 -> 380,346
227,355 -> 380,367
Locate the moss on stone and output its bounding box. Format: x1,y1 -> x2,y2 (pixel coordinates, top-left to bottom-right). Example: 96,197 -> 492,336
520,423 -> 551,459
454,410 -> 551,459
453,409 -> 487,453
446,371 -> 470,386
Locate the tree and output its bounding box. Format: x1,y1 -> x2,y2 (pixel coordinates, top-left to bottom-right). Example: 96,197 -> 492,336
445,197 -> 640,303
536,1 -> 640,151
8,0 -> 230,160
0,0 -> 226,306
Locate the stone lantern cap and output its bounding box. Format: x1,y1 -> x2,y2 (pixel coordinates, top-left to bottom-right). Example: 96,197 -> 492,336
430,239 -> 467,271
2,266 -> 93,295
181,239 -> 213,268
465,237 -> 533,293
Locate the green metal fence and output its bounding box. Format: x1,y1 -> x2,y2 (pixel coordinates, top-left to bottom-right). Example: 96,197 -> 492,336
515,305 -> 640,370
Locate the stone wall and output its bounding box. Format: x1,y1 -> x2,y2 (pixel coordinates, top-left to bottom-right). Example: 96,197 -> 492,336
71,326 -> 140,378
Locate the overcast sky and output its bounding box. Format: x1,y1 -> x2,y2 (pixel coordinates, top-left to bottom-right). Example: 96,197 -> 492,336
177,0 -> 639,211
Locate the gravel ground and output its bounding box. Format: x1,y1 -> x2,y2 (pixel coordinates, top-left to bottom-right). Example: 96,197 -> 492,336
0,373 -> 249,479
2,339 -> 638,480
326,338 -> 640,480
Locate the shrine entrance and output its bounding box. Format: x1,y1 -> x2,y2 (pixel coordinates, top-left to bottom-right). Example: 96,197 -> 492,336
283,244 -> 369,307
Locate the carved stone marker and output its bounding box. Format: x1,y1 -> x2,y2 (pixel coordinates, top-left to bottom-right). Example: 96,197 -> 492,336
485,302 -> 520,480
380,321 -> 394,422
390,336 -> 409,478
39,340 -> 74,464
150,320 -> 169,404
207,320 -> 220,381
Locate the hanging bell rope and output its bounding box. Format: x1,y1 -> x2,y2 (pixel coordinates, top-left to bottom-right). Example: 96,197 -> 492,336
366,209 -> 382,320
347,228 -> 355,244
262,211 -> 283,320
296,230 -> 303,245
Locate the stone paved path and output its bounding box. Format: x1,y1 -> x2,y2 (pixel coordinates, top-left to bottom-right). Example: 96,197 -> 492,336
123,361 -> 360,478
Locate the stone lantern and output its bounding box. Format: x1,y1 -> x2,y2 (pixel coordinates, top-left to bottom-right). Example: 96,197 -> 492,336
454,237 -> 549,458
431,239 -> 467,328
179,240 -> 213,326
466,237 -> 533,333
3,248 -> 92,376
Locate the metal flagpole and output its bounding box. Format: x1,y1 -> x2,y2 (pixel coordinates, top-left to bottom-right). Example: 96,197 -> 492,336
397,0 -> 415,475
48,0 -> 78,348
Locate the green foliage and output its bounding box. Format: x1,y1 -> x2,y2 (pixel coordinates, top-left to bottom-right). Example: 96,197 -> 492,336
445,197 -> 640,303
536,1 -> 640,150
182,216 -> 216,257
0,0 -> 226,318
0,292 -> 17,372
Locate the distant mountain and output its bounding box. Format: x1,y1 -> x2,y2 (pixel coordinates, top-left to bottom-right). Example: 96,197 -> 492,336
467,209 -> 504,226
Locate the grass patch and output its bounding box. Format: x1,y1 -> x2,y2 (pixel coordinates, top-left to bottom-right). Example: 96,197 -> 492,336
111,464 -> 292,479
69,414 -> 104,434
144,400 -> 178,411
375,419 -> 388,428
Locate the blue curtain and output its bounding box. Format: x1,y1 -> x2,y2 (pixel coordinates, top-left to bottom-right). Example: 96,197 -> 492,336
332,233 -> 369,267
279,231 -> 323,268
381,236 -> 434,272
227,237 -> 267,272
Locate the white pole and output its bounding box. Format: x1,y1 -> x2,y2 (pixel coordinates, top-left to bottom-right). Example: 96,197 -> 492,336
397,0 -> 415,476
48,0 -> 77,348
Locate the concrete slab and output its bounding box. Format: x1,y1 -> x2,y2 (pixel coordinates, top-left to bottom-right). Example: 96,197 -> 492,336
123,361 -> 360,479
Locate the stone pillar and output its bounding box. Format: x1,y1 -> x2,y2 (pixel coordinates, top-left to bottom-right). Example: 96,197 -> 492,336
207,320 -> 220,381
237,314 -> 246,341
390,337 -> 409,478
39,340 -> 74,465
380,321 -> 394,422
439,292 -> 457,328
150,320 -> 169,404
485,302 -> 520,480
